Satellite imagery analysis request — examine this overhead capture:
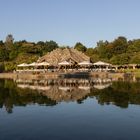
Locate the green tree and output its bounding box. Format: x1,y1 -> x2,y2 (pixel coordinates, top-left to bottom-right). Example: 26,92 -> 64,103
96,40 -> 111,59
85,48 -> 95,56
110,53 -> 130,65
127,39 -> 140,53
0,40 -> 4,45
19,42 -> 42,54
130,53 -> 140,64
9,50 -> 18,60
74,42 -> 87,52
0,44 -> 9,61
85,48 -> 99,62
112,36 -> 128,54
43,40 -> 58,53
0,62 -> 5,72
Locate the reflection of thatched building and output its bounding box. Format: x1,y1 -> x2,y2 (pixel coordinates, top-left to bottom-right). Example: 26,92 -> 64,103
17,85 -> 90,103
37,48 -> 90,66
41,86 -> 89,103
16,78 -> 113,103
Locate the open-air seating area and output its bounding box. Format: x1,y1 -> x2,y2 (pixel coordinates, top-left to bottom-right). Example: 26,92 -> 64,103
16,67 -> 113,74
16,61 -> 140,74
16,69 -> 46,73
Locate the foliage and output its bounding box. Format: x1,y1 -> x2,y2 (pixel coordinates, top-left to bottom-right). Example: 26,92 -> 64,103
130,52 -> 140,64
9,50 -> 18,60
74,42 -> 87,52
110,53 -> 130,65
112,36 -> 128,54
96,40 -> 110,59
0,62 -> 5,72
0,34 -> 140,71
15,53 -> 39,64
5,34 -> 14,43
0,47 -> 9,61
42,40 -> 58,53
0,79 -> 57,113
4,62 -> 16,72
127,39 -> 140,53
1,79 -> 140,113
89,81 -> 140,108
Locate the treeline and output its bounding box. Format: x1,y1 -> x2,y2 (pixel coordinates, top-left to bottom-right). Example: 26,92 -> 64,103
0,35 -> 140,71
87,36 -> 140,65
75,36 -> 140,65
0,35 -> 59,71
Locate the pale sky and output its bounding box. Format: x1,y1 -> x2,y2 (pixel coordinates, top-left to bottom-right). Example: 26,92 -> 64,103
0,0 -> 140,47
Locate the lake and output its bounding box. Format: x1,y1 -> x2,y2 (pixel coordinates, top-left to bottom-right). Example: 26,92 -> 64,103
0,78 -> 140,140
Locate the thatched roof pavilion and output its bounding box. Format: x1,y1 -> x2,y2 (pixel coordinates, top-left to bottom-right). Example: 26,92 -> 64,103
37,48 -> 90,66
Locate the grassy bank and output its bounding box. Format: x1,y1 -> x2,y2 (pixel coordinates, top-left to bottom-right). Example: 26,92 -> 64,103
120,69 -> 140,78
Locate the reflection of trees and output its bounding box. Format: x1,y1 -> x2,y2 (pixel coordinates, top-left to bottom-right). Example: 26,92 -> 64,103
0,80 -> 57,113
1,79 -> 140,113
77,95 -> 88,104
89,81 -> 140,108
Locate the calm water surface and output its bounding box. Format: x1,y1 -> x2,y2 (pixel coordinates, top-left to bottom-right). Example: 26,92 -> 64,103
0,78 -> 140,140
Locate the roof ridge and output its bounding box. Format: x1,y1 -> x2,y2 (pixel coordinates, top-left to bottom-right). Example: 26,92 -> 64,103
37,48 -> 90,65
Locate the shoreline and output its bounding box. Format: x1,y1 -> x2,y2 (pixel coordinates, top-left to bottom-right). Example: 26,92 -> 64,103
0,72 -> 126,81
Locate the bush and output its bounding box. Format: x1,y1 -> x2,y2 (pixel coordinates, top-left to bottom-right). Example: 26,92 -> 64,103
0,62 -> 5,72
4,62 -> 16,72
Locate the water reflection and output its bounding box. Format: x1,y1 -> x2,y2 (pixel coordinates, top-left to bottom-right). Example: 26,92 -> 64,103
0,77 -> 140,113
15,78 -> 112,103
90,82 -> 140,108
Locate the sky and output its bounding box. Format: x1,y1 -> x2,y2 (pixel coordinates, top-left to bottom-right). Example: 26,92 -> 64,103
0,0 -> 140,47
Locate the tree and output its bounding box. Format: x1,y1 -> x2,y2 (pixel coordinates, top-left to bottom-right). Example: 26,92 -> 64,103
9,51 -> 18,60
96,40 -> 110,59
85,48 -> 95,56
90,54 -> 100,62
5,34 -> 14,51
0,44 -> 9,61
0,40 -> 4,45
74,42 -> 87,52
110,53 -> 130,65
19,42 -> 42,54
112,36 -> 128,54
43,40 -> 58,52
0,62 -> 4,72
127,39 -> 140,53
5,34 -> 14,44
85,48 -> 100,62
130,53 -> 140,64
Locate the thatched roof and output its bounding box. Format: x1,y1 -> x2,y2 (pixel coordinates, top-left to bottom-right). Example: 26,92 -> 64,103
37,48 -> 90,66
